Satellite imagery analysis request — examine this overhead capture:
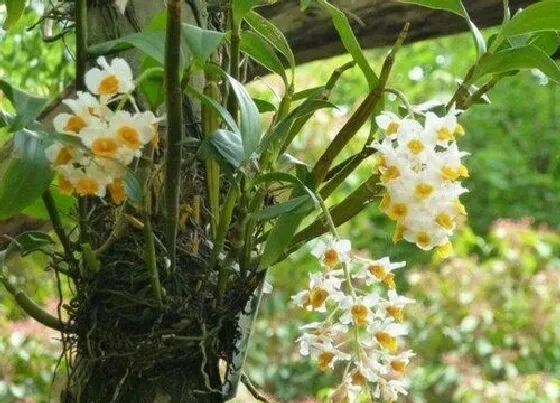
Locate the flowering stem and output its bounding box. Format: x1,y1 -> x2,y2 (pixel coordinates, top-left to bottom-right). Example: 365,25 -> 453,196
312,23 -> 409,184
164,0 -> 185,270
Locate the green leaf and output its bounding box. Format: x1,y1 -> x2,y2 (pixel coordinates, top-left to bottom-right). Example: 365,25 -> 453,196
317,0 -> 378,89
259,187 -> 314,268
0,79 -> 47,131
88,31 -> 167,65
22,186 -> 74,222
181,23 -> 226,63
184,84 -> 239,133
399,0 -> 486,55
3,0 -> 26,30
253,98 -> 277,113
6,231 -> 53,257
198,129 -> 244,170
473,45 -> 560,84
293,87 -> 324,101
124,170 -> 143,207
226,75 -> 261,159
398,0 -> 465,16
232,0 -> 261,22
139,57 -> 165,110
245,11 -> 296,70
250,195 -> 311,221
0,129 -> 53,219
240,30 -> 288,84
496,1 -> 560,47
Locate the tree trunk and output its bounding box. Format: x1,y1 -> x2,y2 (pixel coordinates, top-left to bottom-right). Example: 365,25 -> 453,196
61,2 -> 249,402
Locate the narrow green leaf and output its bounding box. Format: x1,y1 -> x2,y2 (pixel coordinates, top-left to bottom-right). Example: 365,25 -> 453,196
259,188 -> 314,268
473,44 -> 560,84
240,30 -> 288,84
245,11 -> 296,70
3,0 -> 26,30
399,0 -> 486,55
182,23 -> 226,63
293,86 -> 324,101
398,0 -> 465,16
0,80 -> 47,131
250,195 -> 311,222
498,1 -> 560,45
124,170 -> 143,207
88,31 -> 166,64
317,0 -> 378,88
184,84 -> 239,133
232,0 -> 261,22
198,129 -> 244,170
226,75 -> 261,159
253,98 -> 277,113
5,231 -> 54,257
139,57 -> 165,110
0,129 -> 53,219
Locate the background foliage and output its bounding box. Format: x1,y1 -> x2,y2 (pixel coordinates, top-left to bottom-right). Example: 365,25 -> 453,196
1,4 -> 560,402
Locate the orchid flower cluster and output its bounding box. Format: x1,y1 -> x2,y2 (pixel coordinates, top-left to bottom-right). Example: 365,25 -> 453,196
45,57 -> 160,203
374,107 -> 469,252
292,237 -> 415,402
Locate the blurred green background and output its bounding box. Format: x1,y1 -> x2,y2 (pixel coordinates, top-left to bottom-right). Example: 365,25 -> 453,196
1,4 -> 559,402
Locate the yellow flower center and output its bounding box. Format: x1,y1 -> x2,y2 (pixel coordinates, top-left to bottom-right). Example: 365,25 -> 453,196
54,147 -> 72,166
384,273 -> 396,289
387,121 -> 399,136
415,183 -> 434,199
435,212 -> 454,230
437,127 -> 454,142
386,305 -> 404,322
377,154 -> 387,169
388,203 -> 408,221
107,178 -> 125,204
75,177 -> 100,196
58,176 -> 74,195
91,137 -> 119,157
458,164 -> 469,178
323,248 -> 340,268
351,304 -> 369,326
436,241 -> 453,258
64,115 -> 86,133
453,199 -> 467,215
381,165 -> 400,183
375,331 -> 398,353
379,193 -> 391,212
390,360 -> 407,373
441,164 -> 460,181
369,264 -> 388,280
98,74 -> 120,95
392,223 -> 406,243
309,287 -> 329,309
317,351 -> 334,371
417,231 -> 431,248
407,139 -> 425,155
117,126 -> 141,148
454,123 -> 465,137
351,371 -> 366,385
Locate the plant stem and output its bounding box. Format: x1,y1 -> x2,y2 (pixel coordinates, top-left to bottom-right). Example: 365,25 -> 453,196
312,24 -> 409,184
164,0 -> 185,270
0,275 -> 75,332
42,190 -> 74,262
228,9 -> 241,118
210,183 -> 240,272
144,212 -> 163,307
202,55 -> 222,239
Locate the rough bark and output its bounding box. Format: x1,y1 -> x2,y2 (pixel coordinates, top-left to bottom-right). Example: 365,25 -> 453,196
261,0 -> 537,65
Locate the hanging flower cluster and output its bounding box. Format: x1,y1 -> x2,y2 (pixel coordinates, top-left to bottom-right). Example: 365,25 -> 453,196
292,237 -> 415,402
45,57 -> 159,203
374,107 -> 469,252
